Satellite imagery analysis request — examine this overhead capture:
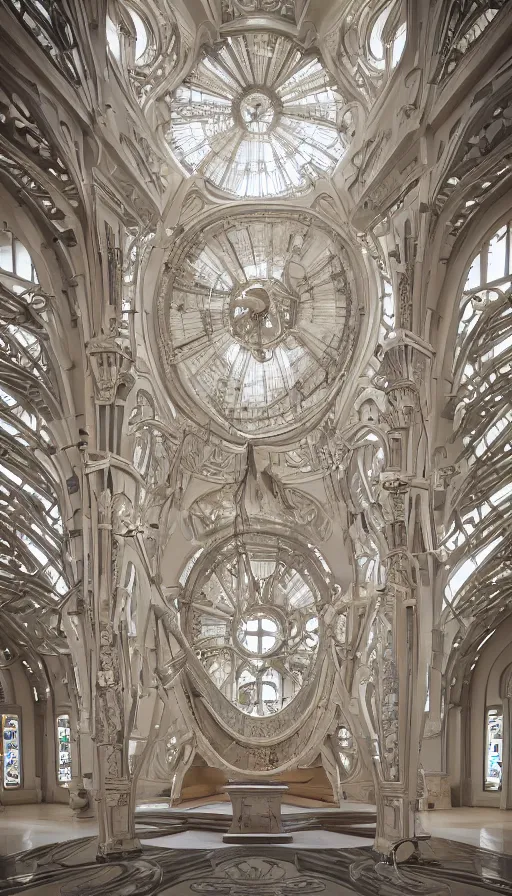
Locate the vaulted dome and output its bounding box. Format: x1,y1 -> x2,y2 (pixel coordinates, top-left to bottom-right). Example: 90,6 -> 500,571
164,32 -> 348,198
157,210 -> 360,438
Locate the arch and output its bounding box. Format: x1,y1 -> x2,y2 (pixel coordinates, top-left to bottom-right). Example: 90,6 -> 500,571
432,185 -> 512,381
464,618 -> 512,807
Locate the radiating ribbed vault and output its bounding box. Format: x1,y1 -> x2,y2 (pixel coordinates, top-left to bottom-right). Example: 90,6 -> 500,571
157,210 -> 359,437
165,32 -> 348,198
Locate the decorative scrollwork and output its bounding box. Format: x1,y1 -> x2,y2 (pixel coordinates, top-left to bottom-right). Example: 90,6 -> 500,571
433,0 -> 508,84
4,0 -> 84,85
221,0 -> 297,22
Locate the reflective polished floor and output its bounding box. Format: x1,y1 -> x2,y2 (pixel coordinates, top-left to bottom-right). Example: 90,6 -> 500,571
0,802 -> 377,855
0,804 -> 98,856
2,804 -> 512,856
1,835 -> 512,895
421,806 -> 512,855
1,805 -> 512,894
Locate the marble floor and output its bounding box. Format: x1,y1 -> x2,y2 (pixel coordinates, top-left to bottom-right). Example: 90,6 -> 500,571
0,802 -> 377,856
420,806 -> 512,855
147,800 -> 376,815
1,803 -> 512,857
0,804 -> 98,856
142,828 -> 375,850
1,836 -> 512,896
1,805 -> 512,894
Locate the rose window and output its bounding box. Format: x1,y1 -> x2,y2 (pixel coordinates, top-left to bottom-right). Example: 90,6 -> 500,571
237,614 -> 282,654
180,535 -> 328,717
165,32 -> 347,198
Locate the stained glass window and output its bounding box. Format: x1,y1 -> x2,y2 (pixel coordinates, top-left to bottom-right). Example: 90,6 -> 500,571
484,707 -> 503,791
2,713 -> 21,788
57,714 -> 72,784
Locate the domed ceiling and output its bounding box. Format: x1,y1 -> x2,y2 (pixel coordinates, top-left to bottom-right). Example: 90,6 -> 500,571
164,32 -> 347,198
157,210 -> 360,438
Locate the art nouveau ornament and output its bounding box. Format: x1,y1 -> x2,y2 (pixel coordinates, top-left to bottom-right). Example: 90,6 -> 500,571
180,534 -> 325,718
2,0 -> 512,878
221,0 -> 297,23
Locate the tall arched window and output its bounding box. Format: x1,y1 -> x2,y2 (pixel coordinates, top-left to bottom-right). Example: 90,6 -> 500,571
0,229 -> 70,673
2,711 -> 21,788
443,219 -> 512,627
485,706 -> 503,791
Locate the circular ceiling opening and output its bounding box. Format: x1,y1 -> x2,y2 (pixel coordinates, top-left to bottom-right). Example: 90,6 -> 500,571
239,91 -> 276,134
164,33 -> 347,198
158,210 -> 360,438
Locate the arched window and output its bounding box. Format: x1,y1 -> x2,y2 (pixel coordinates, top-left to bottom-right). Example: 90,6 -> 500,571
0,230 -> 38,286
443,220 -> 512,623
2,711 -> 21,788
336,724 -> 358,777
106,1 -> 180,105
334,0 -> 407,104
368,3 -> 407,73
0,233 -> 69,628
484,706 -> 503,791
180,535 -> 328,717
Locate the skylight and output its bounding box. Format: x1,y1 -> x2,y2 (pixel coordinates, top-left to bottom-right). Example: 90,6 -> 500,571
160,212 -> 358,436
165,33 -> 347,198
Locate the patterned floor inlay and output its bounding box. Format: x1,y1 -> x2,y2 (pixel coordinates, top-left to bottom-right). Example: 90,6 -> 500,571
1,837 -> 512,895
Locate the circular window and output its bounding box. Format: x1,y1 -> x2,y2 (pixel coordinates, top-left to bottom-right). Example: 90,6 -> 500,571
238,614 -> 282,655
165,32 -> 347,198
159,211 -> 358,438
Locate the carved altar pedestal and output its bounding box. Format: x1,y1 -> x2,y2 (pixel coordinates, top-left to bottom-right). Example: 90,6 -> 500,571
223,781 -> 293,843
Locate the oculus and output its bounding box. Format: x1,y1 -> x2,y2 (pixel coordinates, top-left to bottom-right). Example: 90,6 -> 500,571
165,32 -> 347,198
158,211 -> 359,437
